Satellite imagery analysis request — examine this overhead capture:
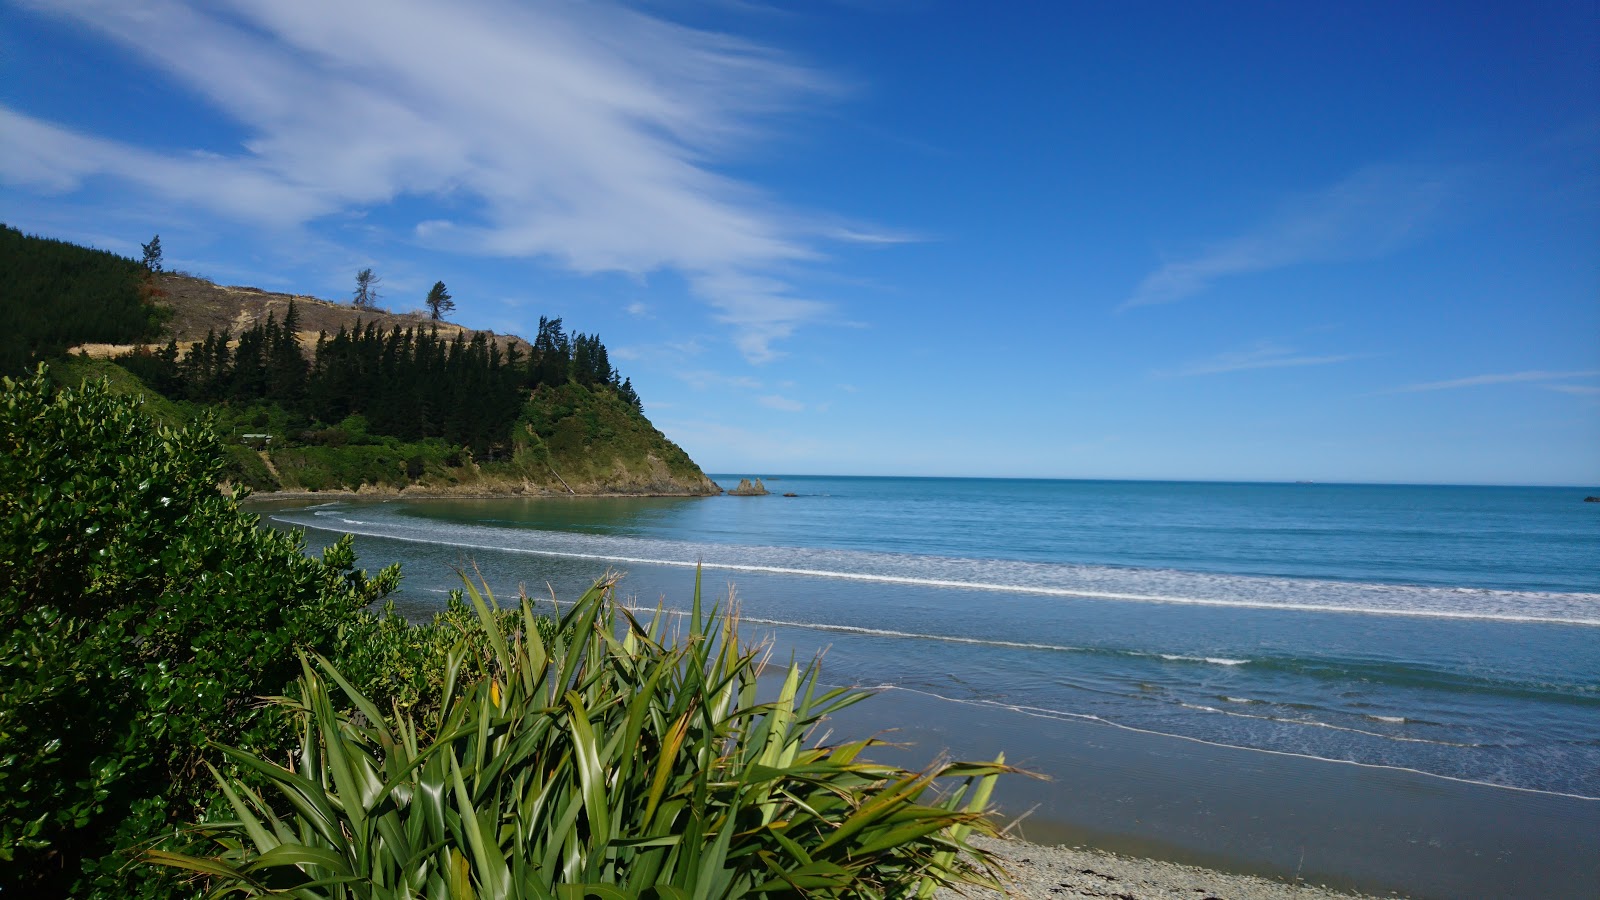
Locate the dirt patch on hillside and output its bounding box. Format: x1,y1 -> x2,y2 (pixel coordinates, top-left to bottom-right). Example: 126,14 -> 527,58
73,273 -> 530,358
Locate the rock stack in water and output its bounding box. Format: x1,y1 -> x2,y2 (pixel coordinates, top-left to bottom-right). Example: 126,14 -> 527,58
729,477 -> 769,496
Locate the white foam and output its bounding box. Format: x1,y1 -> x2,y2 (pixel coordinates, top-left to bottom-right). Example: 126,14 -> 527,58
876,685 -> 1600,802
1159,654 -> 1251,666
267,504 -> 1600,627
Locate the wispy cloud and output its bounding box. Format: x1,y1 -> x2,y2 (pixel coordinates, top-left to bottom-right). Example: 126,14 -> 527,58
676,369 -> 764,391
1,0 -> 853,361
821,226 -> 926,245
1385,370 -> 1600,393
1123,163 -> 1460,310
1157,340 -> 1358,378
758,394 -> 805,411
1543,384 -> 1600,396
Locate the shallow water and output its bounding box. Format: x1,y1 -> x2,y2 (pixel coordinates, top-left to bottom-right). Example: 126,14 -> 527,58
256,476 -> 1600,897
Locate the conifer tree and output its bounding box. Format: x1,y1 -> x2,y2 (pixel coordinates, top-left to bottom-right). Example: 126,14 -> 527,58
353,268 -> 380,309
425,281 -> 454,320
140,234 -> 163,273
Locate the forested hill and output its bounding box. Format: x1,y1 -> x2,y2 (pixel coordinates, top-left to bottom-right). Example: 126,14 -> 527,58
4,226 -> 719,496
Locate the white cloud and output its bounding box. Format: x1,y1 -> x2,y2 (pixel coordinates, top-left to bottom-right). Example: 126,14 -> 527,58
822,226 -> 925,245
4,0 -> 849,361
1123,163 -> 1459,310
676,369 -> 763,391
1158,340 -> 1357,377
624,301 -> 651,317
1386,370 -> 1600,393
758,394 -> 805,411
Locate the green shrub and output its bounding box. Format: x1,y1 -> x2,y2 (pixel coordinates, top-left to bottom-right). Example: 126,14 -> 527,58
225,443 -> 281,492
151,574 -> 1013,898
0,366 -> 401,898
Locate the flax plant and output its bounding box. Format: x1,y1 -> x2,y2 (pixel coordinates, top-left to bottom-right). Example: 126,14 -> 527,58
149,571 -> 1012,898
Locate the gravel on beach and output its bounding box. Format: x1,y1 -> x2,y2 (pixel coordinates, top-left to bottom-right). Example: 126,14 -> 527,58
932,836 -> 1398,900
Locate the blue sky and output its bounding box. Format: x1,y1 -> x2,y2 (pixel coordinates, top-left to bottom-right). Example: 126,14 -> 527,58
3,1 -> 1596,485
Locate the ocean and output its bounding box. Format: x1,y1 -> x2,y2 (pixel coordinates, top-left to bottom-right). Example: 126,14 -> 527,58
257,477 -> 1600,898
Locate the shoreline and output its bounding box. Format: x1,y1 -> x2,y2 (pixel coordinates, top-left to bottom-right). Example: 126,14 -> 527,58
239,485 -> 722,502
933,836 -> 1391,899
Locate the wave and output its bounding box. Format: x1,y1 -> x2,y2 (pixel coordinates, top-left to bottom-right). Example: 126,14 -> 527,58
873,685 -> 1600,802
396,578 -> 1597,712
269,503 -> 1600,627
1156,653 -> 1250,666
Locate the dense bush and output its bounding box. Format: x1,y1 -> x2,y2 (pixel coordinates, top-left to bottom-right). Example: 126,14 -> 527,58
153,575 -> 1012,898
512,381 -> 706,490
0,367 -> 401,898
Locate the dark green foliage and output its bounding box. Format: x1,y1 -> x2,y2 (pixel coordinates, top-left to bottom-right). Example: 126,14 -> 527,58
269,438 -> 453,492
121,312 -> 637,467
617,375 -> 642,411
425,280 -> 454,320
0,224 -> 165,373
0,367 -> 402,898
306,322 -> 525,455
530,315 -> 571,386
514,381 -> 704,489
140,234 -> 162,273
333,591 -> 520,724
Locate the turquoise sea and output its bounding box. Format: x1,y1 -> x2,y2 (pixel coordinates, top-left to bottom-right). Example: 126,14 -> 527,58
260,477 -> 1600,898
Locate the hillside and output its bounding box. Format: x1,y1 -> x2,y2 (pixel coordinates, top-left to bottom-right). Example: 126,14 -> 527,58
8,228 -> 718,497
70,272 -> 531,359
0,225 -> 165,371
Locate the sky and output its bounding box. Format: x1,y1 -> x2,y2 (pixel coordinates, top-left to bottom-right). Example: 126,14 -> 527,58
2,0 -> 1596,485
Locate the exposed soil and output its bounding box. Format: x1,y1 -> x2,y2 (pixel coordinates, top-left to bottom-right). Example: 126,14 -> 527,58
71,273 -> 530,358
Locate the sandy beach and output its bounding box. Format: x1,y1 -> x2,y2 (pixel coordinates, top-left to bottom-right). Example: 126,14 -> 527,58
935,836 -> 1393,900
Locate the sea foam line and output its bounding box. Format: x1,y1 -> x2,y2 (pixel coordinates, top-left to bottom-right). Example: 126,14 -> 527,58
1171,701 -> 1471,747
873,686 -> 1600,803
271,513 -> 1600,627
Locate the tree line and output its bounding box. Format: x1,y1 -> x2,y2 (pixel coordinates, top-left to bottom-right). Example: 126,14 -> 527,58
118,309 -> 641,457
0,225 -> 165,373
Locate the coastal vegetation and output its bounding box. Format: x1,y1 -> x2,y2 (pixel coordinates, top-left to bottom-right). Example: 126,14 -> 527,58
2,226 -> 713,496
149,576 -> 1009,899
1,368 -> 405,896
1,368 -> 1009,897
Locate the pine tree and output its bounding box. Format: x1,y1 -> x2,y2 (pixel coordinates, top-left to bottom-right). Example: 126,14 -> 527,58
140,234 -> 163,273
353,268 -> 380,309
424,281 -> 454,320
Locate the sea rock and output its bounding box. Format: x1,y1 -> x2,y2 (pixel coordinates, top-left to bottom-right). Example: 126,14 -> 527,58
1585,496 -> 1600,503
783,492 -> 798,497
729,477 -> 769,496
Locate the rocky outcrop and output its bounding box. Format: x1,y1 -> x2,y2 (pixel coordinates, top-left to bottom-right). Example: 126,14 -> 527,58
728,477 -> 769,496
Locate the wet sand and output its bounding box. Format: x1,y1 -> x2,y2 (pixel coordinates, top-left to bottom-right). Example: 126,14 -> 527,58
935,836 -> 1392,899
823,682 -> 1600,899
